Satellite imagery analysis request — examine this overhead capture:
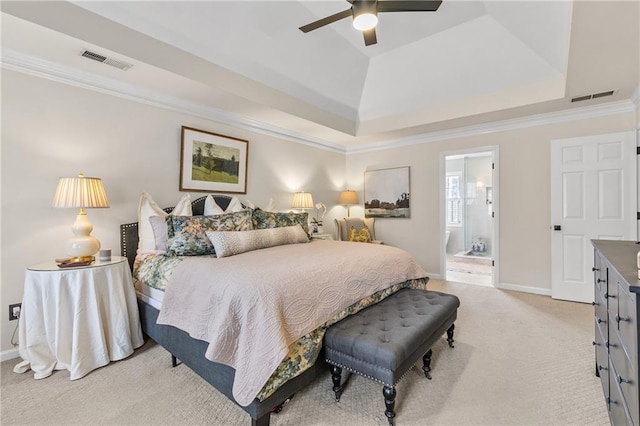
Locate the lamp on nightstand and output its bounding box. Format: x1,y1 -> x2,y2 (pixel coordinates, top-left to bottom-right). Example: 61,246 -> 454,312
338,190 -> 359,217
52,174 -> 110,258
291,191 -> 314,210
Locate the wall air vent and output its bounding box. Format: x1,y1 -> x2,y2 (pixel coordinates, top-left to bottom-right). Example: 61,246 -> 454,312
571,90 -> 615,103
80,49 -> 133,71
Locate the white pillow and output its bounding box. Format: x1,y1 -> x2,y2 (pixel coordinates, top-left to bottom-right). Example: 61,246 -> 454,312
227,196 -> 244,212
138,192 -> 192,253
265,198 -> 277,212
243,198 -> 276,212
204,195 -> 245,215
206,225 -> 308,258
204,195 -> 225,215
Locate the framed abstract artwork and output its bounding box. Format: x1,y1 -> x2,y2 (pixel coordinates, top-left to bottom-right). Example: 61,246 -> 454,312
180,126 -> 248,193
364,166 -> 410,218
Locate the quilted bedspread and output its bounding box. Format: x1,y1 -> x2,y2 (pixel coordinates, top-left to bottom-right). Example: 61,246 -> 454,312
156,240 -> 428,406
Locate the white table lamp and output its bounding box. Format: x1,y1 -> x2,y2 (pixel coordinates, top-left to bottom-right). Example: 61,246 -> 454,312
52,174 -> 110,258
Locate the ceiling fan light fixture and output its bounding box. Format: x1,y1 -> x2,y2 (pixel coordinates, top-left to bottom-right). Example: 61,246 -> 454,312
353,12 -> 378,31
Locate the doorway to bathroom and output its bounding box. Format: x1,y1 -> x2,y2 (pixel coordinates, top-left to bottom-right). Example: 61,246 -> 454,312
441,147 -> 498,287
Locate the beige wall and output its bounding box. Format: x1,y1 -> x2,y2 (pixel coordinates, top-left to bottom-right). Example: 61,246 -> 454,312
346,112 -> 638,292
1,69 -> 637,357
0,70 -> 346,356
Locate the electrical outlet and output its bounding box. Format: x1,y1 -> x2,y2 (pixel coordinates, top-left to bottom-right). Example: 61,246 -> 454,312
9,303 -> 21,321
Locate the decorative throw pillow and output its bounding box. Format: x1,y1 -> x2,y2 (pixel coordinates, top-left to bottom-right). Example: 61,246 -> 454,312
138,192 -> 192,253
243,198 -> 277,212
348,225 -> 372,243
148,215 -> 169,251
206,225 -> 309,258
252,208 -> 309,235
166,209 -> 253,256
203,195 -> 245,215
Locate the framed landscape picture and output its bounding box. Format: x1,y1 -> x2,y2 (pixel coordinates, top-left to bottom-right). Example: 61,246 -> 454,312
364,166 -> 410,218
180,126 -> 248,193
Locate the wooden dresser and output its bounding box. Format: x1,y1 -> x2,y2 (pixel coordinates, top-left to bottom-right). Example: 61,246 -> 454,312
592,240 -> 639,425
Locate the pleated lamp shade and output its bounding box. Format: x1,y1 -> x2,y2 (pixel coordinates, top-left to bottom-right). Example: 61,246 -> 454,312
291,191 -> 314,209
52,175 -> 110,209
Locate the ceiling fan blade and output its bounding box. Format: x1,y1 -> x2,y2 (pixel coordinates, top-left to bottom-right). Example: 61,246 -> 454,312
299,9 -> 353,33
363,28 -> 377,46
377,1 -> 442,13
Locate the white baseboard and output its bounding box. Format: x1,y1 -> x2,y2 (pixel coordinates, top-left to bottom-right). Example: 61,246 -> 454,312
1,347 -> 20,362
497,282 -> 552,296
429,273 -> 552,297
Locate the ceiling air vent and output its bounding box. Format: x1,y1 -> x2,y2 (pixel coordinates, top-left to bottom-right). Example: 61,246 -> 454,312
592,90 -> 615,99
80,49 -> 133,71
571,90 -> 615,103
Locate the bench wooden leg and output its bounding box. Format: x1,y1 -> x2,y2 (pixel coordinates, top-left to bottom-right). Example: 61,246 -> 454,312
422,349 -> 433,380
330,365 -> 343,402
383,385 -> 396,425
447,324 -> 455,348
171,355 -> 181,367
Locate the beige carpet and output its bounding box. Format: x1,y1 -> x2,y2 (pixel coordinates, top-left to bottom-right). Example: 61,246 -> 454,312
1,280 -> 609,425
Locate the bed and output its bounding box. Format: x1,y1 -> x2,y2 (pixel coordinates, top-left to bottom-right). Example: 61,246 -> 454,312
120,194 -> 429,426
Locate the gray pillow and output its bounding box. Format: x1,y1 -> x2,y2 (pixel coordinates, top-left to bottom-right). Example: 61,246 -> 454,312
206,225 -> 309,258
148,215 -> 169,251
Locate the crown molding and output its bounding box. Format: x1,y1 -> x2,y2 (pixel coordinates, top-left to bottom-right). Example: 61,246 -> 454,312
347,99 -> 637,154
0,49 -> 346,154
2,48 -> 637,155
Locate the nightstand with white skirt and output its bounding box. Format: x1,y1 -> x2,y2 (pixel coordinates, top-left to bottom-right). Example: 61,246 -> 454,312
14,256 -> 144,379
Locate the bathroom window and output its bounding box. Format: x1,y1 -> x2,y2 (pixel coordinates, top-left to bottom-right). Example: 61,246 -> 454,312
446,173 -> 462,226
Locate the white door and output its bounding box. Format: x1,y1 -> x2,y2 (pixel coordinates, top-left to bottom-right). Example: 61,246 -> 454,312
551,131 -> 636,303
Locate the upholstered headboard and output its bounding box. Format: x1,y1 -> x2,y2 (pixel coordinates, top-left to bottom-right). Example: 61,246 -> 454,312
120,194 -> 233,271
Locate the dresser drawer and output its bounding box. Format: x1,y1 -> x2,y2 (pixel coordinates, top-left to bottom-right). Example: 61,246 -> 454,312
594,289 -> 609,338
594,254 -> 608,299
596,324 -> 610,399
616,284 -> 637,360
607,269 -> 620,302
609,328 -> 638,426
609,359 -> 635,426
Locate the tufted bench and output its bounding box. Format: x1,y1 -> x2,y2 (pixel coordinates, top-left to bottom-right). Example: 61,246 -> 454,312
324,288 -> 460,425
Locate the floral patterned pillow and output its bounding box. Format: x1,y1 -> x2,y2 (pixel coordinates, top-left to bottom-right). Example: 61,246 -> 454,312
166,210 -> 253,256
252,208 -> 310,236
348,225 -> 372,243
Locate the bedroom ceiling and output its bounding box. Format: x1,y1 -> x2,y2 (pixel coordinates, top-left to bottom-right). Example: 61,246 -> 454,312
1,1 -> 638,151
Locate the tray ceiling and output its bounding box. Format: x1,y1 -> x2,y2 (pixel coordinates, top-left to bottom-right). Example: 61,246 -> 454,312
1,1 -> 638,150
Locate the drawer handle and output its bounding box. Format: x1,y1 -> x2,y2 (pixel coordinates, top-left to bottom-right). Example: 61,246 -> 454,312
615,314 -> 630,323
605,293 -> 616,299
618,375 -> 631,385
592,267 -> 600,272
607,397 -> 617,406
597,278 -> 606,283
593,341 -> 600,346
598,364 -> 608,372
597,317 -> 606,324
605,341 -> 617,349
592,301 -> 598,306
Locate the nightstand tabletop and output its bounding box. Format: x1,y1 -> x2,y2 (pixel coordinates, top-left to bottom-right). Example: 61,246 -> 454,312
27,256 -> 126,271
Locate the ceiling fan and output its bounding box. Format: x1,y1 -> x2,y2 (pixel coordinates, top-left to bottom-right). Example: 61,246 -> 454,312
299,0 -> 443,46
